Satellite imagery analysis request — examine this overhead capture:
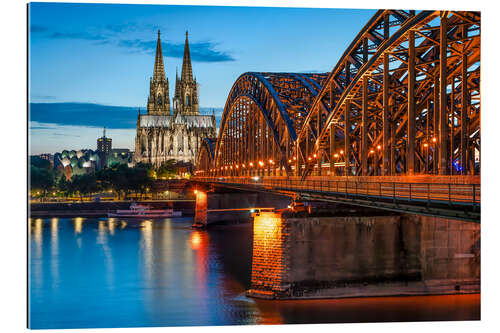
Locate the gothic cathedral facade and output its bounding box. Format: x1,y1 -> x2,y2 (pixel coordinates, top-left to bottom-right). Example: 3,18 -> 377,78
134,31 -> 216,167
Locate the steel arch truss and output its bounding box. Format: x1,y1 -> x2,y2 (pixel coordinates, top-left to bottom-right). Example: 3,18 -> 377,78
295,10 -> 480,179
200,72 -> 328,177
195,138 -> 216,175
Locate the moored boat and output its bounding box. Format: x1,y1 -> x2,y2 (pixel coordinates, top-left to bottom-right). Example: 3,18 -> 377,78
108,202 -> 182,218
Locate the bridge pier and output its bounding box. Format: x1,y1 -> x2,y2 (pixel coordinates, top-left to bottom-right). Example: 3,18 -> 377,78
247,212 -> 480,299
192,190 -> 208,228
192,189 -> 290,228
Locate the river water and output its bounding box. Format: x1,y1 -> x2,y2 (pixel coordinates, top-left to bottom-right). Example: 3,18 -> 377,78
28,217 -> 480,329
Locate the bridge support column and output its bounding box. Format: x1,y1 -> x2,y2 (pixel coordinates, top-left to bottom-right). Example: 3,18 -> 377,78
192,190 -> 208,228
407,30 -> 416,175
439,14 -> 449,175
248,212 -> 480,299
330,124 -> 336,176
344,101 -> 351,176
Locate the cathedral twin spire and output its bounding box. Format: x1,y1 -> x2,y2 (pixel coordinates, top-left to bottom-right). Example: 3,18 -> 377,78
147,30 -> 198,116
181,31 -> 193,82
153,30 -> 166,82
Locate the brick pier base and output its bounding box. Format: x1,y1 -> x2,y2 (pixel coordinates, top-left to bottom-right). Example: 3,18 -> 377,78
247,213 -> 480,299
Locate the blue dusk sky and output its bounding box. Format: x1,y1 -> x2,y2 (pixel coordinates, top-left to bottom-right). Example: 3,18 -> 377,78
28,2 -> 376,154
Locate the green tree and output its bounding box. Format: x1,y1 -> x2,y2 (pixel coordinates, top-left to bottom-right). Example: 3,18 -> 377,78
30,156 -> 52,170
157,159 -> 177,179
71,173 -> 98,202
56,175 -> 70,196
30,166 -> 55,200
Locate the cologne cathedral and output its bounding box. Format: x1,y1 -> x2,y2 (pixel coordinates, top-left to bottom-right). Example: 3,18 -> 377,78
134,31 -> 217,167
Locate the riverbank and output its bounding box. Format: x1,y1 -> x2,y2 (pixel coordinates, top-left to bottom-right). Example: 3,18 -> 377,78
29,200 -> 195,218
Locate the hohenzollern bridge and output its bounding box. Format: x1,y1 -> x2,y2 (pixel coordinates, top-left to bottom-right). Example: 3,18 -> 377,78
192,10 -> 480,223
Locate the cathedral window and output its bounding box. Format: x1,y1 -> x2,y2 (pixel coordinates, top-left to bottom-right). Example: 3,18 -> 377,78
177,132 -> 183,151
185,94 -> 190,106
158,94 -> 162,106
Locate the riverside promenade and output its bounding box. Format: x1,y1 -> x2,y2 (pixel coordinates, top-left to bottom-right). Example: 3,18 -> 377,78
29,200 -> 195,218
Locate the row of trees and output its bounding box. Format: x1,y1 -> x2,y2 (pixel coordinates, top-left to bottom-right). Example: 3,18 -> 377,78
30,156 -> 184,201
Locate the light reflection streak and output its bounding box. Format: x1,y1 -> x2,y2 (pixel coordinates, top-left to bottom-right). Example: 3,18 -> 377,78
108,218 -> 116,235
51,218 -> 59,289
189,230 -> 209,315
31,218 -> 44,292
74,217 -> 84,234
98,220 -> 114,290
162,219 -> 173,276
141,220 -> 153,283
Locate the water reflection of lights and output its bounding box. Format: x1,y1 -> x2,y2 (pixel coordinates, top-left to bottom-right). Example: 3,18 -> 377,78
189,230 -> 210,313
190,231 -> 203,250
31,218 -> 44,292
51,218 -> 59,288
74,217 -> 84,234
141,219 -> 154,283
98,220 -> 115,290
33,218 -> 43,243
108,219 -> 116,235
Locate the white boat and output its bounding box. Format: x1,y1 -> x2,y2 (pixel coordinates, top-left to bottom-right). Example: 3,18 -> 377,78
108,203 -> 182,218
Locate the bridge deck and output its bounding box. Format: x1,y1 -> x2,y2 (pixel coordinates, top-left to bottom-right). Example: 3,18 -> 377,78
193,176 -> 480,222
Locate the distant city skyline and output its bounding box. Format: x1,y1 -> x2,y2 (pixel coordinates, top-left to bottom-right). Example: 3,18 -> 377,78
28,3 -> 376,154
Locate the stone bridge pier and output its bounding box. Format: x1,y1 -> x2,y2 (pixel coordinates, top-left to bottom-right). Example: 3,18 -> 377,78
192,188 -> 290,228
247,211 -> 480,299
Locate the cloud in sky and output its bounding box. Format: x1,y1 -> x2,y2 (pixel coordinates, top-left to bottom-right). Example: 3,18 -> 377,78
29,102 -> 139,129
117,39 -> 235,62
31,94 -> 57,101
31,25 -> 235,63
29,102 -> 222,129
30,25 -> 49,33
28,104 -> 222,154
47,31 -> 107,41
29,121 -> 136,154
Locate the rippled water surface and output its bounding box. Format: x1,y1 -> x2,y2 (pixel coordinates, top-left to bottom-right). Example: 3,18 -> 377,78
29,217 -> 480,329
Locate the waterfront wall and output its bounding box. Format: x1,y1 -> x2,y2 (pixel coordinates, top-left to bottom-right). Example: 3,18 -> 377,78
248,213 -> 480,299
30,201 -> 195,218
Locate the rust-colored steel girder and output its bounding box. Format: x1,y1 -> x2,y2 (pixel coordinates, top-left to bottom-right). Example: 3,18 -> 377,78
195,10 -> 480,182
296,10 -> 480,179
197,72 -> 328,178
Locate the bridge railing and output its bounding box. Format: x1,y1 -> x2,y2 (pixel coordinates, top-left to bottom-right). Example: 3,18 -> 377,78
193,176 -> 480,209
